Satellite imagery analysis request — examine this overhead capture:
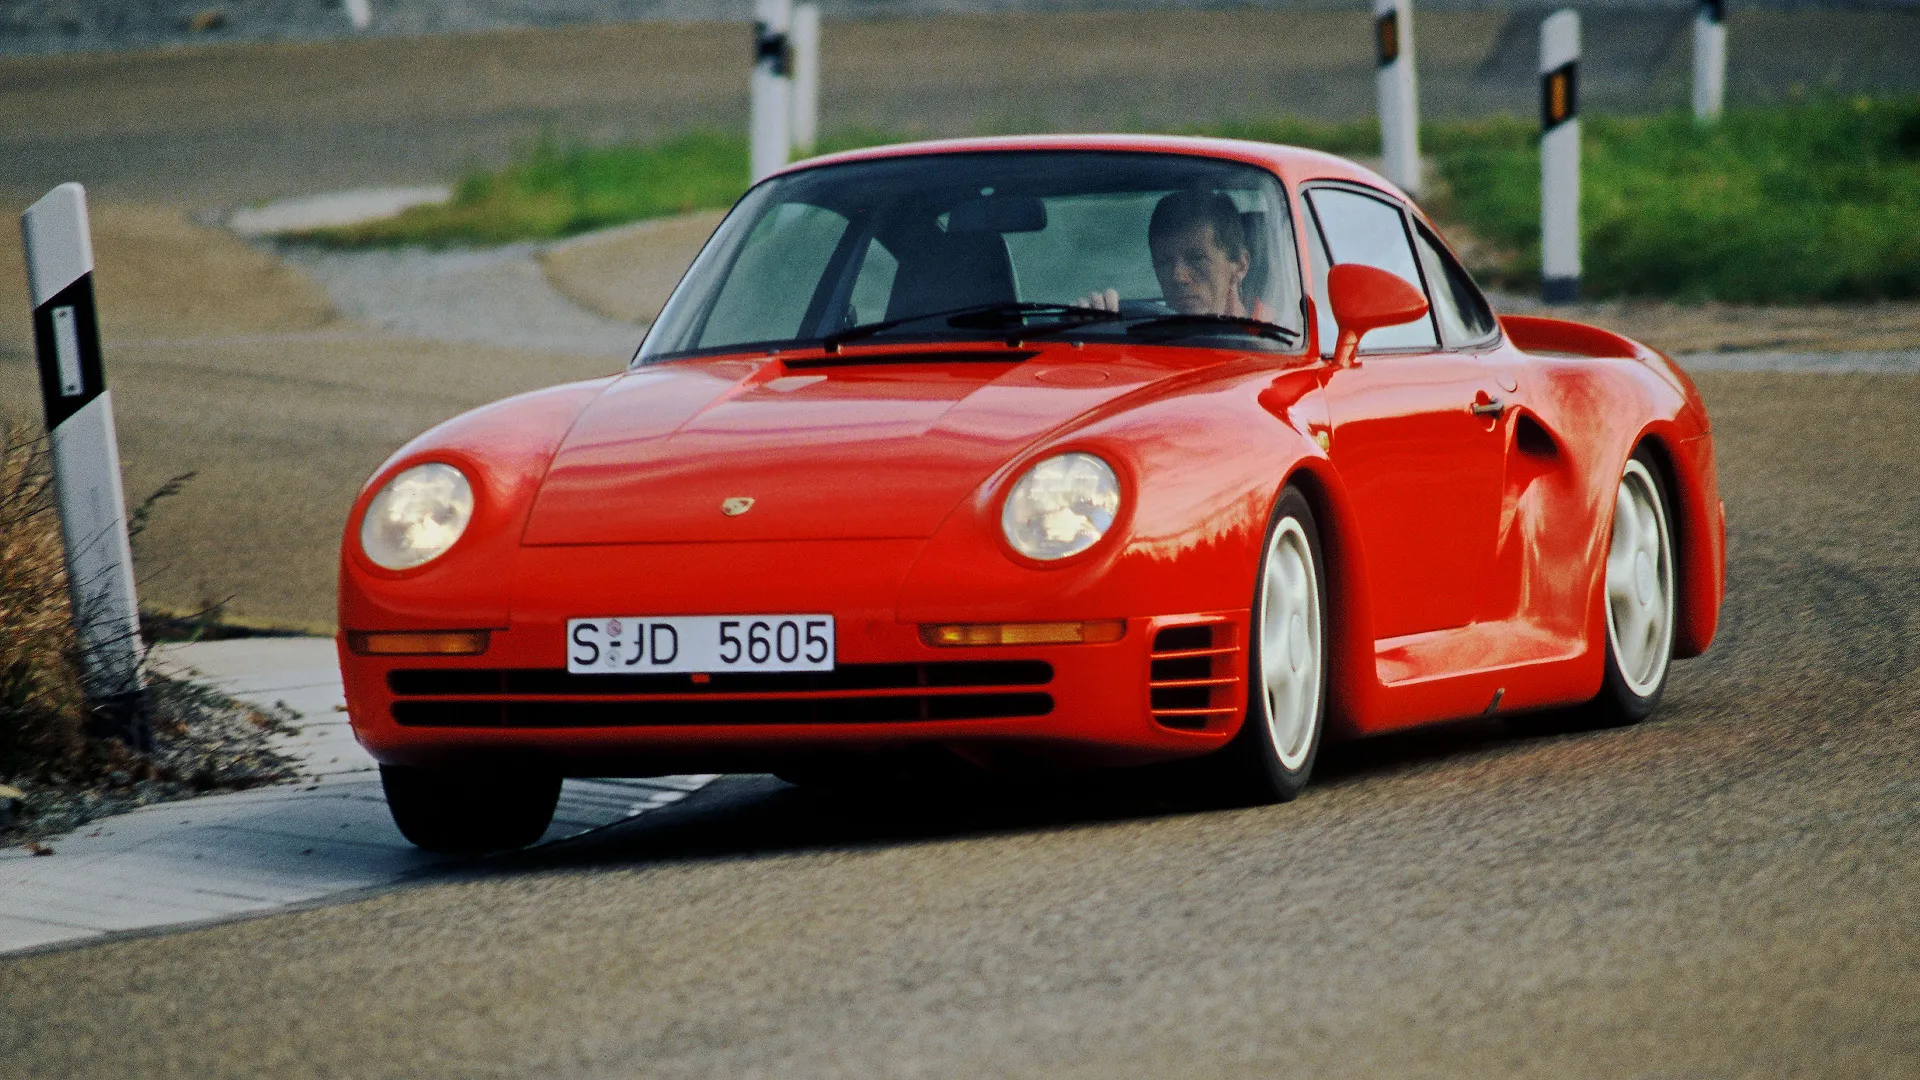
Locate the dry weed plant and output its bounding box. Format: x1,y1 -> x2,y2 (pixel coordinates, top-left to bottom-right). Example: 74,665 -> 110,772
0,428 -> 89,779
1,427 -> 298,843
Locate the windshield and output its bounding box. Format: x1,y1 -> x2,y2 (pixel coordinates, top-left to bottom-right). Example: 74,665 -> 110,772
637,150 -> 1303,363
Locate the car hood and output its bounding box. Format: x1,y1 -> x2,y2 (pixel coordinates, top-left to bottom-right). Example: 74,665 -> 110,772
520,348 -> 1190,545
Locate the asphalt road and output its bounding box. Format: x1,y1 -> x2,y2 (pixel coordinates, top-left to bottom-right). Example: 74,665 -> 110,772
0,370 -> 1913,1077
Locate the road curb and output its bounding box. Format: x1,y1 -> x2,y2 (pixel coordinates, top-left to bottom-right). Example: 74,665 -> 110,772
0,638 -> 714,956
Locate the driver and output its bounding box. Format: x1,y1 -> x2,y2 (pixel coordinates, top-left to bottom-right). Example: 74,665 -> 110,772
1078,190 -> 1257,317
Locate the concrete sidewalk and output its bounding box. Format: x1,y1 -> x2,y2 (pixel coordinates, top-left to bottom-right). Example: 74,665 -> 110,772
0,637 -> 713,956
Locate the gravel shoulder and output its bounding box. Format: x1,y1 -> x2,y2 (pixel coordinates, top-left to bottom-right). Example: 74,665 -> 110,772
538,210 -> 727,325
1494,291 -> 1920,356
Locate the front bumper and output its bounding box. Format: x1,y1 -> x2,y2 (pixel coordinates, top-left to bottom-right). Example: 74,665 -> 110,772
341,612 -> 1250,775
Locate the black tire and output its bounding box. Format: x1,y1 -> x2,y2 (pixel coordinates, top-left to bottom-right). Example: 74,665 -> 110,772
1206,486 -> 1330,804
1585,446 -> 1678,726
380,764 -> 562,854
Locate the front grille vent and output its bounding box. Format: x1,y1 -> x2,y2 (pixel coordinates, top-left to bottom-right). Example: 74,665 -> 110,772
387,661 -> 1053,728
392,693 -> 1052,728
1148,622 -> 1241,730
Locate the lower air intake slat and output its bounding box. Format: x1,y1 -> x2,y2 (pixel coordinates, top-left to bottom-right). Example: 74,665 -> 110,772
391,693 -> 1053,728
389,661 -> 1051,697
1149,621 -> 1237,730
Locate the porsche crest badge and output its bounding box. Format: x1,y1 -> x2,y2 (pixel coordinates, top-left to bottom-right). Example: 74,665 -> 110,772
720,497 -> 756,517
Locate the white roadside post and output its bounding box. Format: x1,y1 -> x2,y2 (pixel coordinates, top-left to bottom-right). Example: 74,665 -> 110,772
344,0 -> 371,32
750,0 -> 795,183
790,3 -> 821,158
21,184 -> 150,750
1539,9 -> 1581,303
1373,0 -> 1422,197
1693,0 -> 1726,122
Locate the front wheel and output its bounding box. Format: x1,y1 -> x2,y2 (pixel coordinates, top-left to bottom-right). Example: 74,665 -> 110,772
1590,449 -> 1678,724
380,764 -> 562,854
1207,486 -> 1329,804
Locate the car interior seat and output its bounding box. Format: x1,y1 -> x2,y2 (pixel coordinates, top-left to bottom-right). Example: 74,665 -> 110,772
885,230 -> 1018,322
1239,210 -> 1272,312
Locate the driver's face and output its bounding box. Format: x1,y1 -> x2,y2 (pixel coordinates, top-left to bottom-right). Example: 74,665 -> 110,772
1150,221 -> 1250,316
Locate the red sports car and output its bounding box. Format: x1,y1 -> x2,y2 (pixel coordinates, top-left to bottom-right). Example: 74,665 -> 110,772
338,135 -> 1725,852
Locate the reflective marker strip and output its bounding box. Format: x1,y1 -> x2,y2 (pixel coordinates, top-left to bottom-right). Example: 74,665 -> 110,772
30,275 -> 105,428
754,22 -> 793,76
1375,10 -> 1399,66
52,306 -> 84,396
1541,61 -> 1579,131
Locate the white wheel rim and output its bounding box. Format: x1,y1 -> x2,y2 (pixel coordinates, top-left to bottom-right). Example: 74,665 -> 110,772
1604,459 -> 1675,697
1256,517 -> 1322,770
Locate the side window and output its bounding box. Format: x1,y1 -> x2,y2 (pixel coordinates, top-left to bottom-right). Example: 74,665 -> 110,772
699,202 -> 849,349
1304,187 -> 1438,353
1412,220 -> 1498,348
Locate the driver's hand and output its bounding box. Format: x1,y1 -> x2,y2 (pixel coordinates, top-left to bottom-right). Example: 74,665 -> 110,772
1073,288 -> 1121,312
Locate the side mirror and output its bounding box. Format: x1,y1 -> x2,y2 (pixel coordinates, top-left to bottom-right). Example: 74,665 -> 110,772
1327,263 -> 1429,368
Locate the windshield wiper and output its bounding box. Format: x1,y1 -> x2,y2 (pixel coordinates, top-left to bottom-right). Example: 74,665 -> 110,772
1120,312 -> 1302,345
820,301 -> 1120,351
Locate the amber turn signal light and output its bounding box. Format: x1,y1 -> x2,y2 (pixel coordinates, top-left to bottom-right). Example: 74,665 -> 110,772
920,620 -> 1126,647
346,630 -> 490,656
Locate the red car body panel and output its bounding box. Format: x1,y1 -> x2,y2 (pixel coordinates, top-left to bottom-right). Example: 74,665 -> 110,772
338,136 -> 1725,776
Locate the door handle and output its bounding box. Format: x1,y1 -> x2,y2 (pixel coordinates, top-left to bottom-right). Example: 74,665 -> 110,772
1470,397 -> 1507,418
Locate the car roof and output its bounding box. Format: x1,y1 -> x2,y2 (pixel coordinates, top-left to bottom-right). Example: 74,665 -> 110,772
775,133 -> 1406,200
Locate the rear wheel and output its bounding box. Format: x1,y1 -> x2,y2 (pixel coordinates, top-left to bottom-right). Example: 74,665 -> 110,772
380,764 -> 562,854
1209,487 -> 1328,804
1590,450 -> 1677,724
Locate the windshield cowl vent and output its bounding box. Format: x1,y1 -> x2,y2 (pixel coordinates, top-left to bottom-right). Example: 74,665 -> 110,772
783,349 -> 1038,370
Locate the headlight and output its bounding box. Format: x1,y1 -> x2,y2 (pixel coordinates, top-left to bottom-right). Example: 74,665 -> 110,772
359,463 -> 474,570
1001,452 -> 1122,560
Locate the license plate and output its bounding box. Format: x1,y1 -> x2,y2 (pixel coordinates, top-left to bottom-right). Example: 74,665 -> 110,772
566,615 -> 835,674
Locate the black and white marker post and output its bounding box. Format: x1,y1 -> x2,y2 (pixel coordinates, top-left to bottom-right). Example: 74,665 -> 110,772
750,0 -> 794,183
789,2 -> 821,158
1539,9 -> 1581,304
21,183 -> 150,750
1693,0 -> 1726,122
1373,0 -> 1422,198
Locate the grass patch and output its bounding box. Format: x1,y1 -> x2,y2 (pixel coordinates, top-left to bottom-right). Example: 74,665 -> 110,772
309,131 -> 751,247
1432,98 -> 1920,302
305,127 -> 913,248
306,97 -> 1920,302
